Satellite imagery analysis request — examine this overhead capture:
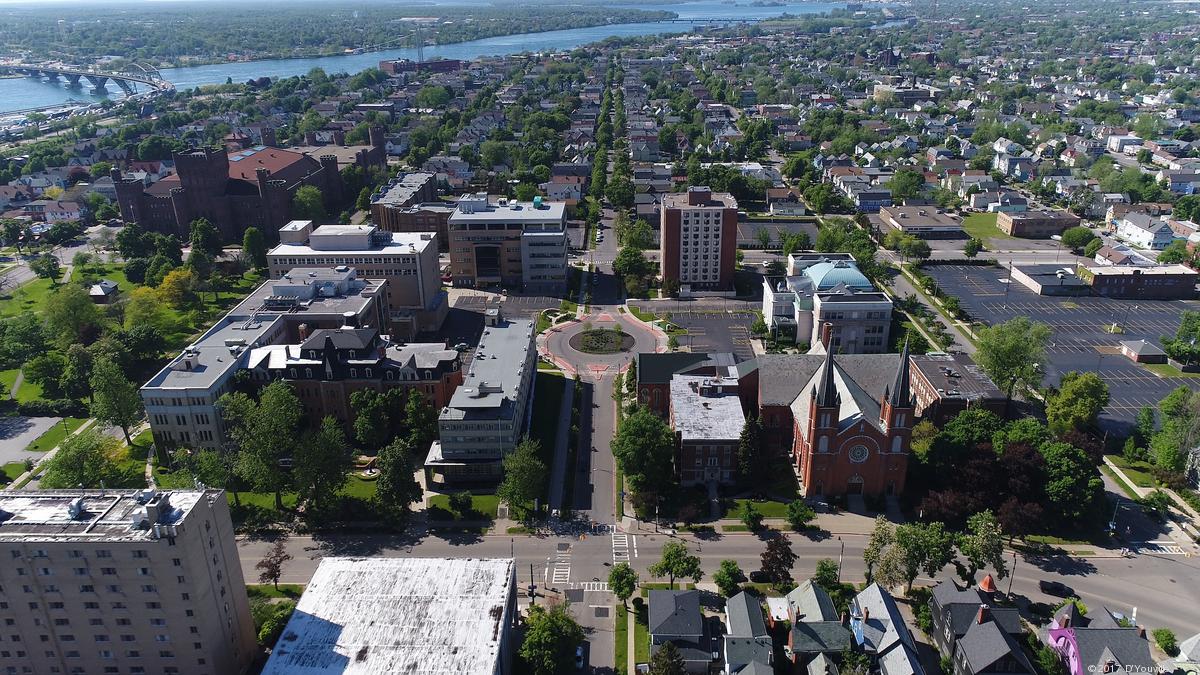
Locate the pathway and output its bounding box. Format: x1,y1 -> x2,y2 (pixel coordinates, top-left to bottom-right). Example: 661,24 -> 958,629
626,604 -> 637,675
8,368 -> 22,400
4,418 -> 97,490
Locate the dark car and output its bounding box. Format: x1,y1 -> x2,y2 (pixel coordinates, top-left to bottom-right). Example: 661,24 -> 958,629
748,570 -> 770,583
1039,580 -> 1074,598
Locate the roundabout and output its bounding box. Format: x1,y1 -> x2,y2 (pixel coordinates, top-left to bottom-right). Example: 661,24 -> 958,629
539,310 -> 664,378
570,328 -> 635,354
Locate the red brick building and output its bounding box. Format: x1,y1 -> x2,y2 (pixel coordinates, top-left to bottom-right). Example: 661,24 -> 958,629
659,187 -> 738,292
792,346 -> 914,498
635,352 -> 737,416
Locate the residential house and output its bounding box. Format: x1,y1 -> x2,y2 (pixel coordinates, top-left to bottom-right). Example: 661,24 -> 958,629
785,581 -> 853,666
649,590 -> 716,674
1044,606 -> 1155,675
1115,213 -> 1177,250
725,591 -> 774,675
929,581 -> 1034,675
851,584 -> 926,675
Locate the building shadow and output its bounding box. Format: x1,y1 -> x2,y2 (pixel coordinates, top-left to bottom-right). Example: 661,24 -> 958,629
262,610 -> 350,673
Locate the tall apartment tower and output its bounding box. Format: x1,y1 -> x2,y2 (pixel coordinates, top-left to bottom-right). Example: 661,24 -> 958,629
0,489 -> 256,675
660,186 -> 739,292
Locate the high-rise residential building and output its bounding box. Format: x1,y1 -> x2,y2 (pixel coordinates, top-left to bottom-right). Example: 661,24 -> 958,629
0,489 -> 256,675
427,309 -> 535,483
447,194 -> 568,292
660,186 -> 738,292
141,266 -> 386,451
267,221 -> 447,337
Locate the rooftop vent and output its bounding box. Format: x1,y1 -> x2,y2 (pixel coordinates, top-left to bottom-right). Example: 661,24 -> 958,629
67,497 -> 86,520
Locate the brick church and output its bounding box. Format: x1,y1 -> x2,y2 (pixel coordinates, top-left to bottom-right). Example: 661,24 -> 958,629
790,342 -> 915,499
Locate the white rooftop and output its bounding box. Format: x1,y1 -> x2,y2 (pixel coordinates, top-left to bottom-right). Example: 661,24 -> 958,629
0,490 -> 207,543
670,375 -> 746,441
261,557 -> 515,675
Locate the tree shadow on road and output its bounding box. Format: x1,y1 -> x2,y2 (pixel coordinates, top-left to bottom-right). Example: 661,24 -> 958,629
1020,550 -> 1097,577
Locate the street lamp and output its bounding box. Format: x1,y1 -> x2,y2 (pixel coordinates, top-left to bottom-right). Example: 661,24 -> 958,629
837,536 -> 844,584
1005,549 -> 1018,599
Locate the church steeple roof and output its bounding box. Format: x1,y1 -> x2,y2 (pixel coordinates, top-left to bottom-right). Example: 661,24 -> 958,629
885,338 -> 912,407
814,350 -> 840,408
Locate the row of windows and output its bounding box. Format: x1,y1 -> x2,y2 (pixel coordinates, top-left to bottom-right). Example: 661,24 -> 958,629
9,550 -> 151,561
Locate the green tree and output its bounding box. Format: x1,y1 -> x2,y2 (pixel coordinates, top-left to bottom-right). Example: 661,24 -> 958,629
741,501 -> 764,531
608,562 -> 639,606
376,438 -> 422,517
975,317 -> 1051,410
222,381 -> 303,510
293,416 -> 352,511
242,226 -> 268,269
349,389 -> 395,451
606,175 -> 635,208
1045,372 -> 1109,435
40,430 -> 119,489
611,406 -> 676,512
786,500 -> 815,531
649,540 -> 703,588
613,245 -> 652,281
1059,226 -> 1097,252
863,516 -> 893,584
519,604 -> 585,675
648,641 -> 687,675
814,558 -> 840,590
189,217 -> 223,259
25,352 -> 65,399
404,393 -> 438,451
255,540 -> 292,591
713,559 -> 745,597
1083,237 -> 1104,258
1157,239 -> 1191,265
89,357 -> 143,444
737,416 -> 762,483
30,253 -> 61,283
448,490 -> 473,517
899,236 -> 932,262
497,438 -> 547,519
292,185 -> 327,222
1040,441 -> 1104,522
955,510 -> 1007,585
889,168 -> 926,200
760,535 -> 798,586
891,521 -> 956,593
60,343 -> 94,401
963,237 -> 983,258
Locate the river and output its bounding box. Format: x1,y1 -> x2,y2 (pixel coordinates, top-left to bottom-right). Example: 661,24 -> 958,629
0,1 -> 845,115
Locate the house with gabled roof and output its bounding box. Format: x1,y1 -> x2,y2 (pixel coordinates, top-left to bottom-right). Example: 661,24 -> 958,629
929,580 -> 1033,675
1044,606 -> 1155,675
724,591 -> 773,675
851,583 -> 926,675
649,589 -> 716,673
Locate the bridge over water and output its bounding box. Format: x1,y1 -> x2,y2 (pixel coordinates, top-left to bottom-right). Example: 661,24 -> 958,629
0,63 -> 174,96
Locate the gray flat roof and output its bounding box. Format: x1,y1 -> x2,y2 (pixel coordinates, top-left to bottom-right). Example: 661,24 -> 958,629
670,375 -> 745,441
0,490 -> 209,543
448,199 -> 565,224
371,172 -> 435,206
442,318 -> 533,418
269,230 -> 434,257
262,557 -> 515,675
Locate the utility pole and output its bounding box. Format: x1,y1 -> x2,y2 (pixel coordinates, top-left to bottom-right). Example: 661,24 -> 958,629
837,537 -> 845,584
1006,549 -> 1018,598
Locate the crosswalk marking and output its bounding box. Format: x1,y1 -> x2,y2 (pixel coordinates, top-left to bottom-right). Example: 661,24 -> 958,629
575,581 -> 610,592
1136,542 -> 1185,555
612,533 -> 630,563
552,546 -> 572,584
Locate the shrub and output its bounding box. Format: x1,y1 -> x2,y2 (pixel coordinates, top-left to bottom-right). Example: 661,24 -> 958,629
1153,628 -> 1178,656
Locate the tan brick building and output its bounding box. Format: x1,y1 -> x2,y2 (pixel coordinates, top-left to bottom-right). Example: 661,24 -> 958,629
660,187 -> 738,292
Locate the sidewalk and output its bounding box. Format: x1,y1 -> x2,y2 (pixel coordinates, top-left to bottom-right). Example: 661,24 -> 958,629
1104,456 -> 1200,553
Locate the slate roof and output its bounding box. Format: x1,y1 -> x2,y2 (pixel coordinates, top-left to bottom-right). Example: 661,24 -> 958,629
649,590 -> 704,638
737,662 -> 776,675
1179,633 -> 1200,662
1073,628 -> 1155,674
931,582 -> 1023,639
787,581 -> 839,622
727,591 -> 769,638
637,352 -> 732,385
958,619 -> 1035,675
792,352 -> 898,435
301,327 -> 378,351
725,636 -> 773,671
809,653 -> 841,675
752,354 -> 901,407
791,620 -> 854,653
852,584 -> 925,675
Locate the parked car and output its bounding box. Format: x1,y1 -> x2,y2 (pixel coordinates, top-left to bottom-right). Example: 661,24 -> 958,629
575,645 -> 584,669
1038,580 -> 1074,598
749,570 -> 770,583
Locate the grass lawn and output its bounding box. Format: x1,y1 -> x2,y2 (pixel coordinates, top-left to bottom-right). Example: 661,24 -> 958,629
639,583 -> 695,595
1100,465 -> 1140,499
1143,362 -> 1200,379
0,367 -> 17,395
628,305 -> 657,323
13,375 -> 42,403
731,498 -> 789,518
559,299 -> 578,314
633,602 -> 649,665
246,583 -> 305,600
1106,454 -> 1156,487
26,417 -> 87,452
342,474 -> 378,500
2,461 -> 26,482
530,371 -> 565,499
536,361 -> 559,372
0,278 -> 57,318
615,605 -> 629,675
961,212 -> 1013,242
427,493 -> 500,520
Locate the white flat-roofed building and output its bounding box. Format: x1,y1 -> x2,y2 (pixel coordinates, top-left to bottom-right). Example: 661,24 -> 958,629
261,557 -> 517,675
429,310 -> 536,483
669,375 -> 745,486
447,194 -> 568,292
268,221 -> 446,336
0,489 -> 255,675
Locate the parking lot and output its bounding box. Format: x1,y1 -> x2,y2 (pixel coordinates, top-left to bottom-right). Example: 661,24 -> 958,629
924,264 -> 1200,424
454,293 -> 562,319
630,301 -> 757,361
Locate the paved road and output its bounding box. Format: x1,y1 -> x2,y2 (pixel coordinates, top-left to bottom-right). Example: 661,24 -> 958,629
236,525 -> 1200,636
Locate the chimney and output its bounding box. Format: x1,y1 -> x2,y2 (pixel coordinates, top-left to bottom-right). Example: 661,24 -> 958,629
298,323 -> 310,340
976,604 -> 990,625
1136,626 -> 1146,639
1060,614 -> 1070,628
862,608 -> 870,623
841,612 -> 849,627
821,322 -> 833,349
342,311 -> 358,328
